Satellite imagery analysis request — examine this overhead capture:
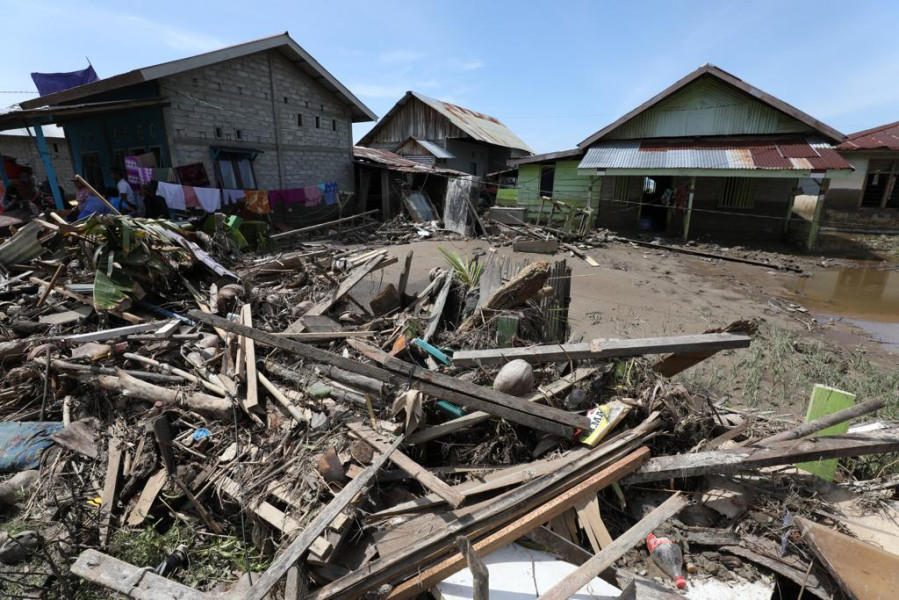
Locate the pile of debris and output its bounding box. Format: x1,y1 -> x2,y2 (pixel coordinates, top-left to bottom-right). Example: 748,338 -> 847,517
0,213 -> 896,600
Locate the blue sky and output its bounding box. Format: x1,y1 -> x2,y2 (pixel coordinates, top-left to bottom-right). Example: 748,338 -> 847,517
3,0 -> 898,153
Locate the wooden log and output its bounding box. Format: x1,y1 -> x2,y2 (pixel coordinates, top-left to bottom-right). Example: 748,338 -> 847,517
537,493 -> 689,600
126,469 -> 167,527
383,448 -> 649,600
88,369 -> 232,418
346,421 -> 464,508
122,353 -> 226,395
626,433 -> 899,484
406,367 -> 596,445
240,304 -> 259,410
70,549 -> 207,599
189,310 -> 582,437
243,435 -> 403,600
458,260 -> 551,333
258,372 -> 310,424
456,536 -> 489,600
452,332 -> 752,367
757,397 -> 883,446
279,362 -> 385,398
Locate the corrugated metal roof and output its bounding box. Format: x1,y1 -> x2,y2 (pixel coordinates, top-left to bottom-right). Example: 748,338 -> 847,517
578,139 -> 851,172
837,122 -> 899,152
0,222 -> 46,267
411,93 -> 534,154
0,124 -> 65,138
353,146 -> 466,176
413,138 -> 455,159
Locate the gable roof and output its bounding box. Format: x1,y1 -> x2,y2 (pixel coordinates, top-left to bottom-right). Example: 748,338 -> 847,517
19,33 -> 376,122
358,91 -> 533,153
836,121 -> 899,152
578,64 -> 844,148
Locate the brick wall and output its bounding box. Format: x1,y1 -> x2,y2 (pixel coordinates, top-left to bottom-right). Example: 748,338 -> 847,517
159,50 -> 355,191
0,134 -> 75,193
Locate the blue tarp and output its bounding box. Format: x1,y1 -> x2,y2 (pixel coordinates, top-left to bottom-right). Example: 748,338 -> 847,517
0,422 -> 63,472
30,66 -> 99,97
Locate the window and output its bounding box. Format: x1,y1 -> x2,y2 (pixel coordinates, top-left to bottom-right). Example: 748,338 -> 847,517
81,152 -> 103,189
643,177 -> 657,194
297,114 -> 303,127
613,177 -> 630,202
332,119 -> 337,131
860,160 -> 899,208
236,130 -> 243,140
719,178 -> 754,209
539,165 -> 555,197
315,116 -> 321,129
283,96 -> 289,104
469,162 -> 478,176
215,152 -> 257,189
214,127 -> 223,139
52,143 -> 59,153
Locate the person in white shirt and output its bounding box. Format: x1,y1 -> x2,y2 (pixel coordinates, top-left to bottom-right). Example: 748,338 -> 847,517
111,167 -> 143,216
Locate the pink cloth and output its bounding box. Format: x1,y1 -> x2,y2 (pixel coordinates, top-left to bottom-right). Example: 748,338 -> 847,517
182,186 -> 200,209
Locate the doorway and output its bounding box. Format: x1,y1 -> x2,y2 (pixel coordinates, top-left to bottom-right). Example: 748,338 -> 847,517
639,175 -> 671,231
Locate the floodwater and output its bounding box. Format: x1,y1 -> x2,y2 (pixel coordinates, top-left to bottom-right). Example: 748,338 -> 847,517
785,266 -> 899,348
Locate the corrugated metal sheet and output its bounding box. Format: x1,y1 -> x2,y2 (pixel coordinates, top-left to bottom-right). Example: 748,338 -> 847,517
0,222 -> 46,267
578,139 -> 851,172
413,93 -> 534,153
414,138 -> 455,159
0,125 -> 65,138
353,146 -> 466,176
837,122 -> 899,151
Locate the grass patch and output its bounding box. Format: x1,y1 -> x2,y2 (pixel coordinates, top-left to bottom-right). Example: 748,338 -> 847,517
678,324 -> 899,418
109,520 -> 271,592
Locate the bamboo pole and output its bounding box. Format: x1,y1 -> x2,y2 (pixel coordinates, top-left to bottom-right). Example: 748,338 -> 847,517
74,174 -> 121,215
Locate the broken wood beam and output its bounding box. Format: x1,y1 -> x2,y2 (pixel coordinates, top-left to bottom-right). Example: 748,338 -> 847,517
87,369 -> 232,418
71,549 -> 207,600
240,303 -> 259,410
615,236 -> 804,273
755,397 -> 885,446
346,421 -> 464,508
452,332 -> 752,367
626,433 -> 899,484
270,209 -> 380,239
538,493 -> 688,600
242,435 -> 404,600
456,536 -> 489,600
384,447 -> 650,600
526,526 -> 594,566
98,432 -> 123,549
458,260 -> 552,333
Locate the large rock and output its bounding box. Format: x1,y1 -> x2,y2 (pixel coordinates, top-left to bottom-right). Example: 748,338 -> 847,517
0,470 -> 39,506
0,531 -> 40,564
493,359 -> 535,397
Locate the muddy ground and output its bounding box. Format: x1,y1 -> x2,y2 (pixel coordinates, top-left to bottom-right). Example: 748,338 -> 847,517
347,237 -> 898,418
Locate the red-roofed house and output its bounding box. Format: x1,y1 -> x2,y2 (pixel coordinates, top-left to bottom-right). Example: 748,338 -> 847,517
824,122 -> 899,232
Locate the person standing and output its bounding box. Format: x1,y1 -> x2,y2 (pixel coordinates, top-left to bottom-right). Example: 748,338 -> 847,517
111,167 -> 142,216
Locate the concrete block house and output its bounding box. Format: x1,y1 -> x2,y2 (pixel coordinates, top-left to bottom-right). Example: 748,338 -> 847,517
823,122 -> 899,232
356,91 -> 533,178
510,65 -> 853,249
12,33 -> 375,197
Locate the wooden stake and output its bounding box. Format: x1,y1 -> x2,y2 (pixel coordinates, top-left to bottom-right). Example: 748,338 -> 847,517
241,304 -> 259,410
36,263 -> 64,307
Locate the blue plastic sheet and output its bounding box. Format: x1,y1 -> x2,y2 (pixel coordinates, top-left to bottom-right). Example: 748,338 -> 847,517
0,422 -> 63,473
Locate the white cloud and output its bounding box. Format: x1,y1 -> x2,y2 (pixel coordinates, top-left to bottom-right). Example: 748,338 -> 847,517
460,59 -> 486,71
352,84 -> 410,99
379,50 -> 426,64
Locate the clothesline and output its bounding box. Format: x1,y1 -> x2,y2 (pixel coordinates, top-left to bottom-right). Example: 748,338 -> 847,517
149,177 -> 339,215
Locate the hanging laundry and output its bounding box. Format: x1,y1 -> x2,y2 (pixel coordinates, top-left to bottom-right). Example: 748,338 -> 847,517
674,186 -> 688,211
157,182 -> 186,211
302,185 -> 322,207
323,182 -> 339,205
182,186 -> 200,209
271,188 -> 304,207
155,168 -> 179,184
193,187 -> 222,213
223,189 -> 246,205
244,190 -> 271,214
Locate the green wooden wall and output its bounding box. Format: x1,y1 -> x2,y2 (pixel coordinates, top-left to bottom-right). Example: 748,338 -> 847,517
513,161 -> 599,219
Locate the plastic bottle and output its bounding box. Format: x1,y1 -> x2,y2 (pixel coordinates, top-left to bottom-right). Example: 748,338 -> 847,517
646,533 -> 687,589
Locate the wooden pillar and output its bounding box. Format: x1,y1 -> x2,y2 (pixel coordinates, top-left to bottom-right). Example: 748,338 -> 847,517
807,178 -> 829,252
380,169 -> 391,219
358,169 -> 371,211
784,179 -> 798,234
33,125 -> 64,209
682,176 -> 696,242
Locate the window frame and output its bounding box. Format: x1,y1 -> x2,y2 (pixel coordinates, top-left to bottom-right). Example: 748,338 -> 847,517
859,160 -> 899,209
214,152 -> 257,189
718,178 -> 755,210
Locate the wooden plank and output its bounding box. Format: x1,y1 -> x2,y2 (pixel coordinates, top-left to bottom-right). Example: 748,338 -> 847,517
397,250 -> 413,298
537,493 -> 689,600
71,549 -> 207,600
721,545 -> 832,600
406,367 -> 596,445
348,340 -> 589,430
288,255 -> 388,329
626,434 -> 899,484
270,331 -> 376,340
795,385 -> 856,480
346,421 -> 464,508
65,321 -> 165,343
220,476 -> 301,535
575,495 -> 613,553
797,517 -> 899,600
384,447 -> 649,600
241,304 -> 259,411
561,243 -> 599,267
451,332 -> 753,367
512,239 -> 560,254
126,469 -> 167,527
98,432 -> 123,549
189,310 -> 579,437
526,526 -> 593,566
243,435 -> 404,600
757,397 -> 885,446
421,272 -> 452,343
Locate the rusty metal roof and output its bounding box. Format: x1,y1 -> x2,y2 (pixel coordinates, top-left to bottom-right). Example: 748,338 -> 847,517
837,122 -> 899,152
411,93 -> 533,153
353,146 -> 467,176
578,138 -> 851,172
